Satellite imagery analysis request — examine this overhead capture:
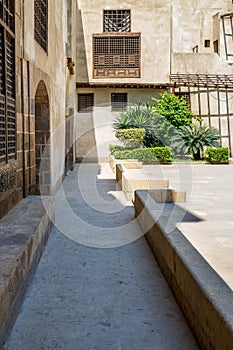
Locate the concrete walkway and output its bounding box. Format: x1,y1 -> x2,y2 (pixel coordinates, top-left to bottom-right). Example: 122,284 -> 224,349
3,164 -> 198,350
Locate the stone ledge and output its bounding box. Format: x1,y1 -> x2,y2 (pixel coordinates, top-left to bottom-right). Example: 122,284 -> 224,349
0,196 -> 54,347
115,163 -> 169,201
134,190 -> 233,350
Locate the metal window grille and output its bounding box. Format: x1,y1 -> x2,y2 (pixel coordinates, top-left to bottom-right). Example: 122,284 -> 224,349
111,93 -> 127,111
175,92 -> 191,107
34,0 -> 48,52
6,32 -> 14,98
0,95 -> 5,163
78,94 -> 94,113
0,0 -> 14,33
0,2 -> 15,164
93,34 -> 140,78
104,10 -> 130,32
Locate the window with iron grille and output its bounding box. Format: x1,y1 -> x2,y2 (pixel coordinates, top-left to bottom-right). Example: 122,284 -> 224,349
104,10 -> 130,32
0,1 -> 15,165
78,94 -> 94,113
34,0 -> 48,52
93,33 -> 140,78
111,93 -> 127,111
175,92 -> 191,108
0,0 -> 15,32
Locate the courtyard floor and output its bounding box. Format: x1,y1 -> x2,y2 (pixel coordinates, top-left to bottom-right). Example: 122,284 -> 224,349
142,162 -> 233,290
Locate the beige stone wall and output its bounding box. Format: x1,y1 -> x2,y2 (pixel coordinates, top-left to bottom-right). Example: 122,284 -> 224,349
22,0 -> 69,192
75,0 -> 233,158
75,88 -> 164,162
76,0 -> 171,84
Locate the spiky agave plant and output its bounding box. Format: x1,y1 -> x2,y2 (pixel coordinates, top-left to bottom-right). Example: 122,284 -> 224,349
171,124 -> 220,160
113,113 -> 132,130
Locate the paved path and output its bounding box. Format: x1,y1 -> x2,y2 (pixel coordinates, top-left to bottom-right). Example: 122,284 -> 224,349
3,164 -> 198,350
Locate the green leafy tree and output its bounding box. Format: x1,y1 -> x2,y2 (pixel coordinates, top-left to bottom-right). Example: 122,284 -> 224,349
171,124 -> 220,160
153,92 -> 199,128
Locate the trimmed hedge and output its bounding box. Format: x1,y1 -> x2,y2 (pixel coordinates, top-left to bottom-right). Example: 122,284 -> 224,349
113,146 -> 174,163
205,147 -> 229,163
113,148 -> 157,162
115,128 -> 145,148
109,144 -> 125,154
147,146 -> 174,162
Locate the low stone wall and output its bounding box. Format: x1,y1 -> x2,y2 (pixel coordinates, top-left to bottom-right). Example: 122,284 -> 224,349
134,190 -> 233,350
109,157 -> 142,174
115,163 -> 169,201
0,196 -> 54,347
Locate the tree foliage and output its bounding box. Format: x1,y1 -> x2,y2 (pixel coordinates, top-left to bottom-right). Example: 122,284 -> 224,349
153,92 -> 198,128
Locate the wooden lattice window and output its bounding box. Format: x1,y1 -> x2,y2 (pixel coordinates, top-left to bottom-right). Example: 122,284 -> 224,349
111,93 -> 127,111
34,0 -> 48,52
104,10 -> 130,32
93,33 -> 140,78
78,93 -> 94,113
0,1 -> 15,165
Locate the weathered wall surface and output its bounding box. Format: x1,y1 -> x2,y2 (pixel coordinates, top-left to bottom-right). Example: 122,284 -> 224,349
76,0 -> 171,84
75,88 -> 164,162
22,0 -> 67,193
0,1 -> 72,218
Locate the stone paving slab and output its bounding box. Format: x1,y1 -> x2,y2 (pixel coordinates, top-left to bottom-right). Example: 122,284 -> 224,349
3,164 -> 199,350
143,164 -> 233,290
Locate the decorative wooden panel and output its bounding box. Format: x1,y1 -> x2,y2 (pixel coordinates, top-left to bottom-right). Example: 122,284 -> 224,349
93,33 -> 140,78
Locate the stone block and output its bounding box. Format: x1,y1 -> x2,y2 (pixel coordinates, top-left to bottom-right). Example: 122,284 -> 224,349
134,190 -> 233,350
0,196 -> 54,347
149,189 -> 186,203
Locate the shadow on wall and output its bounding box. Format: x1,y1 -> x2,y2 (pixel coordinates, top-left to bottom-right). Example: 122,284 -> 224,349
76,9 -> 89,81
75,111 -> 98,163
34,80 -> 51,195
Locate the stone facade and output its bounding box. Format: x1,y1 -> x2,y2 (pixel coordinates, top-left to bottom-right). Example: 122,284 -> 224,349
0,0 -> 76,218
1,0 -> 233,217
76,0 -> 233,160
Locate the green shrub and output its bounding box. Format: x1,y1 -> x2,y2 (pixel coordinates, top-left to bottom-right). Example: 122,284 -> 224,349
109,144 -> 126,154
205,147 -> 229,163
147,146 -> 174,162
113,147 -> 174,163
115,128 -> 146,148
113,148 -> 157,162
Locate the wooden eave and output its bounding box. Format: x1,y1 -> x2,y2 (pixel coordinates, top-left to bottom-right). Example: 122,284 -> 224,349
76,82 -> 172,89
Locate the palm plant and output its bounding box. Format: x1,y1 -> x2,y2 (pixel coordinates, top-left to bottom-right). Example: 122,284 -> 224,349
113,102 -> 155,130
171,124 -> 220,160
113,113 -> 132,130
113,102 -> 167,147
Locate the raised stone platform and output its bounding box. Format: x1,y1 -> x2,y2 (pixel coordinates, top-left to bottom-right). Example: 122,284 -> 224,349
0,196 -> 54,347
115,162 -> 170,201
134,190 -> 233,350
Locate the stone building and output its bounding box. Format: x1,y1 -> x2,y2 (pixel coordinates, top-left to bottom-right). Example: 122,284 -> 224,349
1,0 -> 233,218
0,0 -> 76,218
76,0 -> 233,161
